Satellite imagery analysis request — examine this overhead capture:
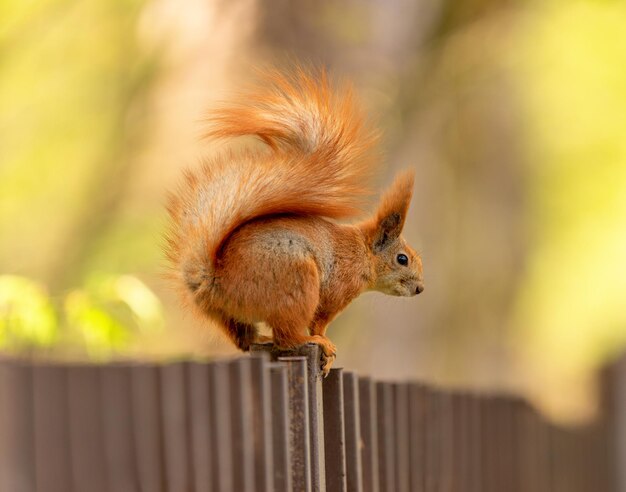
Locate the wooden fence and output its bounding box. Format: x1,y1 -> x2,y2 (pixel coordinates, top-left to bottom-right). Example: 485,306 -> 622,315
0,344 -> 623,492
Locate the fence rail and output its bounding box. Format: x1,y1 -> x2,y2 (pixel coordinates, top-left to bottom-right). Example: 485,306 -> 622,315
0,345 -> 623,492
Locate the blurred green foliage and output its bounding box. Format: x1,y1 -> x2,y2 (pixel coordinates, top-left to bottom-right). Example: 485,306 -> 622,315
513,0 -> 626,391
0,0 -> 159,287
0,276 -> 57,349
0,0 -> 163,359
0,274 -> 163,358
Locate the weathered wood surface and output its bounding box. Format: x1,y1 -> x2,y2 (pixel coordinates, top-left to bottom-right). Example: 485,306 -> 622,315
0,348 -> 621,491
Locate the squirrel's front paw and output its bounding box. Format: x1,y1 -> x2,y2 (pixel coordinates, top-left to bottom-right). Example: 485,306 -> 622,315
309,335 -> 337,377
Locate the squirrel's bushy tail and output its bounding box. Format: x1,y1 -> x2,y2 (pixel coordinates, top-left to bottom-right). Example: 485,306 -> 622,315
166,67 -> 379,285
207,66 -> 378,177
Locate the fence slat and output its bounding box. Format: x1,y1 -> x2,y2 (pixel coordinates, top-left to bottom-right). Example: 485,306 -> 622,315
269,362 -> 292,492
490,398 -> 501,492
269,362 -> 293,492
250,353 -> 274,492
408,384 -> 425,492
479,396 -> 492,492
188,362 -> 212,492
0,361 -> 35,492
100,364 -> 139,492
229,357 -> 255,492
454,393 -> 470,492
160,362 -> 193,492
449,393 -> 461,492
67,365 -> 107,492
467,394 -> 482,492
208,361 -> 233,492
424,388 -> 441,492
439,393 -> 454,492
253,343 -> 326,491
33,364 -> 71,492
500,398 -> 515,492
520,402 -> 537,492
343,371 -> 363,492
393,383 -> 410,492
509,399 -> 522,492
279,356 -> 312,492
131,364 -> 166,492
302,345 -> 325,492
376,382 -> 395,492
323,367 -> 347,492
608,356 -> 626,492
359,377 -> 379,492
526,402 -> 538,492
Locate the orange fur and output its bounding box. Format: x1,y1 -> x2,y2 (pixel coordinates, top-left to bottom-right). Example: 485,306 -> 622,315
165,67 -> 423,373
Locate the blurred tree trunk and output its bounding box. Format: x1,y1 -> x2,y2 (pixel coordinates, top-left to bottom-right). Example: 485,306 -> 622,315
46,65 -> 158,292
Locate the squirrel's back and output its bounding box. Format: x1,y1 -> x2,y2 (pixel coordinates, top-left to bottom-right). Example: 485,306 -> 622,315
166,67 -> 379,300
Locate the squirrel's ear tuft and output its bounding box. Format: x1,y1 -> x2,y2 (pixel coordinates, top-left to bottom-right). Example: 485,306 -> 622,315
371,169 -> 415,251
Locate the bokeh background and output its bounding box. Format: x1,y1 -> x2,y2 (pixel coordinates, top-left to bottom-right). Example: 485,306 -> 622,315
2,0 -> 626,422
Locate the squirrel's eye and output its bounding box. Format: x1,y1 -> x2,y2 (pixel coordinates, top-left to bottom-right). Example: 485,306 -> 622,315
396,254 -> 409,266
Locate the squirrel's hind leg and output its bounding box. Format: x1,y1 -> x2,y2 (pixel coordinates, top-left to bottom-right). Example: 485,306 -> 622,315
222,317 -> 259,352
268,317 -> 337,375
307,314 -> 337,374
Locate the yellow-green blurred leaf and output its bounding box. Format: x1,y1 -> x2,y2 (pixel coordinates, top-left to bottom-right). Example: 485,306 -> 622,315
0,275 -> 57,348
85,273 -> 164,331
64,289 -> 129,358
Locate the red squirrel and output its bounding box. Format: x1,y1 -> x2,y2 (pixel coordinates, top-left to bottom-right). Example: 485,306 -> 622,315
165,67 -> 424,373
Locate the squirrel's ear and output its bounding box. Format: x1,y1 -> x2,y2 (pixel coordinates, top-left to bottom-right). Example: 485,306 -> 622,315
370,169 -> 415,252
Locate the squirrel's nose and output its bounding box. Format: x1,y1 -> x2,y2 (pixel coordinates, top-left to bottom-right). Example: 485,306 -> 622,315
416,283 -> 424,295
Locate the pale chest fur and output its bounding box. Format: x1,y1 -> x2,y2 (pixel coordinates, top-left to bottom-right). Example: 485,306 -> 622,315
316,226 -> 372,318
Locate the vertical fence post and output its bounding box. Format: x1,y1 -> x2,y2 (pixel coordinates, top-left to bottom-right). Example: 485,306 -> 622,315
509,399 -> 522,492
160,361 -> 193,492
393,383 -> 410,492
208,360 -> 233,492
424,388 -> 441,492
480,396 -> 494,492
408,383 -> 425,492
550,424 -> 564,492
302,345 -> 326,492
252,343 -> 326,492
279,356 -> 312,492
0,360 -> 35,492
531,405 -> 551,492
468,394 -> 482,492
376,382 -> 395,492
269,362 -> 292,492
495,397 -> 510,492
609,355 -> 626,492
323,367 -> 347,492
33,363 -> 71,492
343,371 -> 363,492
450,393 -> 462,492
439,392 -> 454,492
67,364 -> 107,492
249,353 -> 274,492
131,364 -> 166,492
518,401 -> 533,492
187,361 -> 212,492
229,357 -> 255,492
359,377 -> 379,492
457,393 -> 472,492
596,364 -> 617,492
100,364 -> 139,492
